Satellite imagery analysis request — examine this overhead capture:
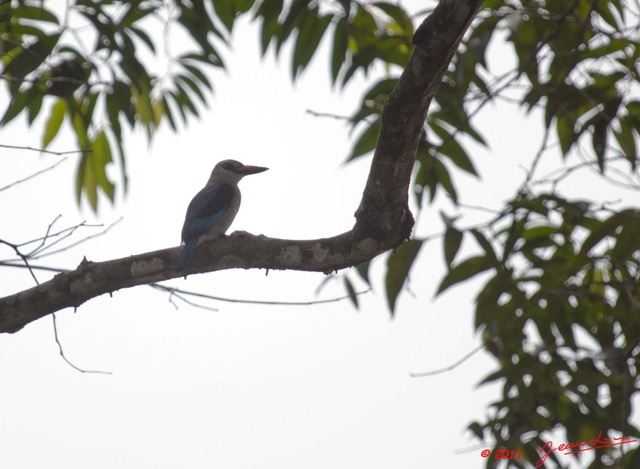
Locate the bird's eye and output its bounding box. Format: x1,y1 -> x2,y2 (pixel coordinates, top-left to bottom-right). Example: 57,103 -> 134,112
222,162 -> 235,171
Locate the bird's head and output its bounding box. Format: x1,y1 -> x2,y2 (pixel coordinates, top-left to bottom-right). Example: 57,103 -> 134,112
208,159 -> 269,184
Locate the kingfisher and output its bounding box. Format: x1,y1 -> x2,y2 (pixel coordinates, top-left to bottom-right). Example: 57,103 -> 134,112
177,159 -> 268,272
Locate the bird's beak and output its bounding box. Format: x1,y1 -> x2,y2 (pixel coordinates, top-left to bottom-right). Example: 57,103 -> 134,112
236,165 -> 269,175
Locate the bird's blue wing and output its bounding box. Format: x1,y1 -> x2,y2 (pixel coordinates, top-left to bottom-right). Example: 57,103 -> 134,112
177,238 -> 197,272
181,184 -> 235,242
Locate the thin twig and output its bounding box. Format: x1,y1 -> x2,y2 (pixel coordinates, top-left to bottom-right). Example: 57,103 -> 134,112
151,283 -> 372,307
167,289 -> 219,311
24,214 -> 63,257
0,143 -> 90,156
51,313 -> 113,375
306,109 -> 351,121
31,218 -> 122,259
0,216 -> 112,374
0,157 -> 68,192
0,239 -> 40,283
410,316 -> 521,378
410,342 -> 487,377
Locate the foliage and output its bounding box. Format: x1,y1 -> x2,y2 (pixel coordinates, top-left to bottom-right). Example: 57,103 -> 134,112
455,194 -> 640,468
2,0 -> 640,467
1,0 -> 228,210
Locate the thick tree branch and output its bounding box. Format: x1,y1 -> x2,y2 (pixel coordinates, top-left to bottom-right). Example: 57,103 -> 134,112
0,0 -> 484,333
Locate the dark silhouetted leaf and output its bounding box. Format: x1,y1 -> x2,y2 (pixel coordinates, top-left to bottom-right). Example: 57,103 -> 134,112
348,118 -> 380,161
331,17 -> 347,85
355,260 -> 371,286
343,276 -> 359,309
1,87 -> 35,125
385,239 -> 423,314
292,12 -> 331,79
2,33 -> 60,78
443,227 -> 463,267
12,5 -> 59,24
436,255 -> 493,296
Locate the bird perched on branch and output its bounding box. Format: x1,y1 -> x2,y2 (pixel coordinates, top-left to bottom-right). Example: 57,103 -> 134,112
177,159 -> 268,272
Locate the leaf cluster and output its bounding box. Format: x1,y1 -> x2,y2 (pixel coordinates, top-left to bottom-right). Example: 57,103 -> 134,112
447,193 -> 640,468
1,0 -> 228,210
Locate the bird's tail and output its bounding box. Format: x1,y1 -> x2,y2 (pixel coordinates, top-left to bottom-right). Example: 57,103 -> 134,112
177,239 -> 197,272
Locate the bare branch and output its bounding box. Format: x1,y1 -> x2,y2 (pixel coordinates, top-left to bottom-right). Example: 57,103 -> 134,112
0,0 -> 486,333
0,223 -> 111,372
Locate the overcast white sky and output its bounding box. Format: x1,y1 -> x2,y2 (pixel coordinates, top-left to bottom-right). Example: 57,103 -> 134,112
1,3 -> 638,469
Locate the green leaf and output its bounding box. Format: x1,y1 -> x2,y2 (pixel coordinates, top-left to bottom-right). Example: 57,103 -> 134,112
355,260 -> 371,286
433,158 -> 458,204
2,33 -> 60,78
181,63 -> 213,91
177,1 -> 226,50
373,2 -> 414,37
275,0 -> 307,56
431,120 -> 478,176
27,92 -> 43,124
120,4 -> 156,28
256,0 -> 284,55
131,84 -> 155,134
160,95 -> 177,131
212,0 -> 236,32
76,152 -> 94,208
174,82 -> 198,117
385,240 -> 424,315
470,229 -> 498,264
576,209 -> 636,261
234,0 -> 255,14
466,13 -> 500,70
128,26 -> 156,53
343,276 -> 359,309
169,90 -> 188,123
614,116 -> 637,170
91,130 -> 115,202
436,255 -> 493,296
477,368 -> 504,386
1,88 -> 35,125
611,218 -> 640,261
474,273 -> 513,330
501,216 -> 526,260
12,5 -> 59,24
350,4 -> 377,47
594,1 -> 620,29
292,12 -> 331,79
331,17 -> 348,85
467,421 -> 485,440
348,118 -> 380,161
69,108 -> 90,150
351,78 -> 397,124
70,109 -> 91,206
42,98 -> 67,148
556,114 -> 576,156
176,73 -> 208,106
443,227 -> 463,267
109,81 -> 134,127
521,225 -> 558,241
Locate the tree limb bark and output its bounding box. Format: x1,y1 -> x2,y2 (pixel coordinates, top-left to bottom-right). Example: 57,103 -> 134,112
0,0 -> 484,333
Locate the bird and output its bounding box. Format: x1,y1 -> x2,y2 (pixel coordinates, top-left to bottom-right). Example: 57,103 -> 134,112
177,159 -> 268,272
